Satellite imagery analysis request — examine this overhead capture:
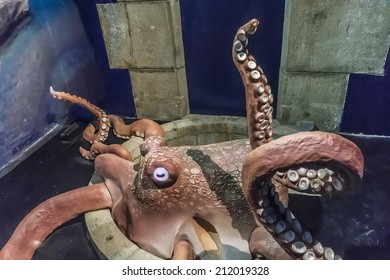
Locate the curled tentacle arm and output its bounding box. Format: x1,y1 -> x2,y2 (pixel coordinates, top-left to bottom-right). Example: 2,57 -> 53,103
0,183 -> 112,260
233,19 -> 273,149
242,131 -> 364,259
79,142 -> 133,161
50,87 -> 111,144
50,87 -> 165,159
109,115 -> 164,140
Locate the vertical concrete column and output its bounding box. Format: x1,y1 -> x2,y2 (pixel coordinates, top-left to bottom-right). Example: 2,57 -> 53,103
97,0 -> 189,120
278,0 -> 390,131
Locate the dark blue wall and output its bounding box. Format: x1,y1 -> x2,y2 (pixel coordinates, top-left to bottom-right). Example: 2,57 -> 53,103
342,54 -> 390,136
74,0 -> 134,116
76,0 -> 390,136
180,0 -> 285,117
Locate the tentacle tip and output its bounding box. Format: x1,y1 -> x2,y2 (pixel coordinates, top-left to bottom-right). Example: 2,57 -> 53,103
248,19 -> 260,34
79,146 -> 94,160
250,18 -> 260,26
49,86 -> 55,95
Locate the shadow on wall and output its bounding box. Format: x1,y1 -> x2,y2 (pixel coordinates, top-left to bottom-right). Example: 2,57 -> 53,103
0,0 -> 104,174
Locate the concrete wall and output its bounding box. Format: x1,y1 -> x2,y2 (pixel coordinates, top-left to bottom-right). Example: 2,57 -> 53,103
97,0 -> 189,121
277,0 -> 390,131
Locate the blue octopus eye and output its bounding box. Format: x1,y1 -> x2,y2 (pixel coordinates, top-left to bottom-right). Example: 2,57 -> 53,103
153,167 -> 169,182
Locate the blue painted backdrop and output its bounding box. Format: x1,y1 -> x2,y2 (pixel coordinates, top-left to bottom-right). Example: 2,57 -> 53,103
0,0 -> 108,171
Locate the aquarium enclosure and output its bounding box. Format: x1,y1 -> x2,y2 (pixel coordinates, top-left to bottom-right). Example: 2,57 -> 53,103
0,0 -> 389,260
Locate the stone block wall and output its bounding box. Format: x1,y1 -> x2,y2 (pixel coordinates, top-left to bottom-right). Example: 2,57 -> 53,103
277,0 -> 390,131
97,0 -> 189,121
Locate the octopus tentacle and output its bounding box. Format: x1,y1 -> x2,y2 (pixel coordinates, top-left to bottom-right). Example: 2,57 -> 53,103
171,240 -> 194,260
108,115 -> 164,140
0,183 -> 112,260
233,19 -> 273,149
250,225 -> 294,259
50,87 -> 110,144
251,178 -> 341,259
242,131 -> 364,259
79,142 -> 133,161
50,87 -> 165,159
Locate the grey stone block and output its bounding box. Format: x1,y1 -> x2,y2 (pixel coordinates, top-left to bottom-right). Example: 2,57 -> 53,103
309,103 -> 344,131
97,0 -> 184,70
97,3 -> 132,69
97,0 -> 188,121
125,0 -> 184,69
277,70 -> 349,131
131,68 -> 189,120
282,0 -> 390,74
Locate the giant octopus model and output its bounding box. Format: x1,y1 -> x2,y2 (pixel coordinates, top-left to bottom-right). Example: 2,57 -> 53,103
0,19 -> 364,260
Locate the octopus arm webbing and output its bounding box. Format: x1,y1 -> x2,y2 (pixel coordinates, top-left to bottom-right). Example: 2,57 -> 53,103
232,19 -> 273,150
0,183 -> 112,260
242,131 -> 364,259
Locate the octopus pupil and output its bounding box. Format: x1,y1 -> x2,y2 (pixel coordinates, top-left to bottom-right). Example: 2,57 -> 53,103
153,167 -> 169,182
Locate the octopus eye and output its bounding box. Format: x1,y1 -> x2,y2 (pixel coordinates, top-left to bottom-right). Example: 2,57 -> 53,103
153,167 -> 169,182
146,160 -> 179,188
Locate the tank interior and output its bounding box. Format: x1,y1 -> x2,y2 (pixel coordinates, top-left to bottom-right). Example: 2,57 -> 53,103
0,0 -> 389,260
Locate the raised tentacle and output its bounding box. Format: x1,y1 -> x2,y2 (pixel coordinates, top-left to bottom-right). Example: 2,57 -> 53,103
0,183 -> 112,260
50,87 -> 165,159
242,131 -> 364,259
233,19 -> 273,150
50,87 -> 110,144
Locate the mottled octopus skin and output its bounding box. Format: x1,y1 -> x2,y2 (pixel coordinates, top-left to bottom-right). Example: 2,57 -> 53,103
98,139 -> 256,259
0,19 -> 365,260
95,133 -> 363,260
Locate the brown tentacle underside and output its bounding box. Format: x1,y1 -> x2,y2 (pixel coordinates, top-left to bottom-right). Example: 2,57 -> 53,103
232,19 -> 273,150
242,131 -> 364,259
0,183 -> 112,260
